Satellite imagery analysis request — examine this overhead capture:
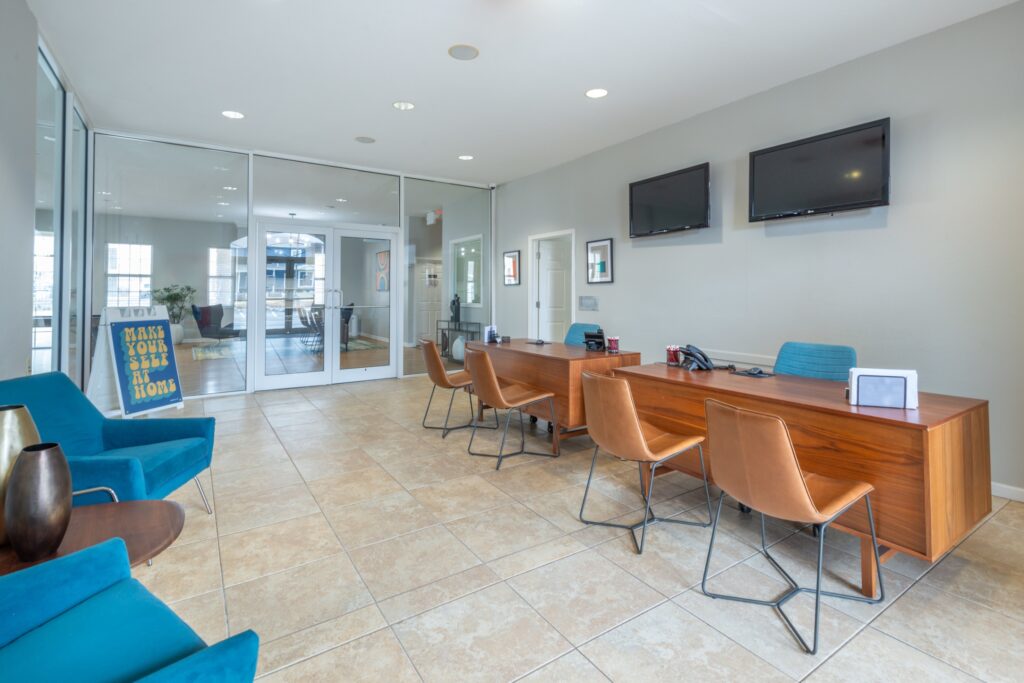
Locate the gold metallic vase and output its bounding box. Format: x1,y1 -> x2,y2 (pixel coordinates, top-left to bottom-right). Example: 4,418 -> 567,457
0,404 -> 41,546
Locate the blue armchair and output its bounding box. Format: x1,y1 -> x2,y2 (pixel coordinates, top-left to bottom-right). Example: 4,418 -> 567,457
0,539 -> 258,682
0,372 -> 214,510
773,341 -> 857,382
564,322 -> 601,347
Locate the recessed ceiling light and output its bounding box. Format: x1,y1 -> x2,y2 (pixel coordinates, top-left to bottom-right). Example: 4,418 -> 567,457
222,186 -> 238,191
221,110 -> 245,119
355,136 -> 376,144
217,201 -> 230,206
457,155 -> 474,161
335,197 -> 348,203
97,191 -> 111,196
448,44 -> 479,61
585,88 -> 608,99
392,101 -> 415,111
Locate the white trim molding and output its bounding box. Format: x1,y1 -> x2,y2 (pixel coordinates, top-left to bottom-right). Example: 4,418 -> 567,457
992,482 -> 1024,502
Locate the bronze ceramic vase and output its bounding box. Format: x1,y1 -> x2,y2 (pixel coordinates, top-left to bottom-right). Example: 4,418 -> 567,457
4,442 -> 72,562
0,404 -> 41,546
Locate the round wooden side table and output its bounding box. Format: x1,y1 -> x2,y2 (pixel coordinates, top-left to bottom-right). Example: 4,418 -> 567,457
0,500 -> 185,575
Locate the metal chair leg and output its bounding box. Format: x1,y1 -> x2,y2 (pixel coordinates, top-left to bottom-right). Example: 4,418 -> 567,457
468,401 -> 557,469
466,391 -> 499,432
701,493 -> 885,655
195,476 -> 213,514
72,486 -> 119,503
421,386 -> 476,438
579,443 -> 711,555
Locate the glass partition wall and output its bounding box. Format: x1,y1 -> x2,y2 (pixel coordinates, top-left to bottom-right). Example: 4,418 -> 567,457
403,179 -> 491,376
252,156 -> 400,389
85,138 -> 490,395
31,53 -> 66,374
90,135 -> 249,396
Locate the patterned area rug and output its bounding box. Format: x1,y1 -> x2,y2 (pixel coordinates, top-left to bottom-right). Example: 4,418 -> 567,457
344,337 -> 389,352
191,345 -> 236,361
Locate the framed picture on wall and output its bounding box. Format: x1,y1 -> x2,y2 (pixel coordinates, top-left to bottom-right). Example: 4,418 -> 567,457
586,238 -> 613,284
503,250 -> 521,286
375,250 -> 390,292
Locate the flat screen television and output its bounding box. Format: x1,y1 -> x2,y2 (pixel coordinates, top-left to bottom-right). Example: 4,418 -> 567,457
748,118 -> 890,222
629,162 -> 710,237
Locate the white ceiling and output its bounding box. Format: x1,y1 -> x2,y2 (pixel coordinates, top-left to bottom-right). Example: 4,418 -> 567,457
89,134 -> 486,227
29,0 -> 1013,185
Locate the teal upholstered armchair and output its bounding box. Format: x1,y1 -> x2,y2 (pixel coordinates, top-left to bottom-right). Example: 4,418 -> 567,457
773,342 -> 857,382
0,539 -> 258,681
0,372 -> 214,510
564,322 -> 601,347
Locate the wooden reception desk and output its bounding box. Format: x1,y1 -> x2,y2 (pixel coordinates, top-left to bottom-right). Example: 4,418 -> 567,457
614,364 -> 991,595
466,340 -> 641,451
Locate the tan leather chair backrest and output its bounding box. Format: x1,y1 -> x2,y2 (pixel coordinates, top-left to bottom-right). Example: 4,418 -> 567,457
420,339 -> 456,389
704,399 -> 824,524
581,371 -> 655,462
464,348 -> 512,410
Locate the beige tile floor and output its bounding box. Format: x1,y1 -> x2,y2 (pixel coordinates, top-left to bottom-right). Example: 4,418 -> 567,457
139,375 -> 1020,682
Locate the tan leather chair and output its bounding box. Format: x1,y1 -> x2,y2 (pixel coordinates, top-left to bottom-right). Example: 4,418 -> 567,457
419,339 -> 495,438
464,348 -> 558,469
579,371 -> 712,554
701,399 -> 884,655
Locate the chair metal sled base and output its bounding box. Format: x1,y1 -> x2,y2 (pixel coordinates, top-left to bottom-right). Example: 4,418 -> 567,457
579,444 -> 713,555
422,385 -> 498,438
468,398 -> 558,470
700,492 -> 885,655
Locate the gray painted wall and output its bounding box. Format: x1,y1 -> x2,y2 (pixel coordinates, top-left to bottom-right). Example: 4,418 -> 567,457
494,3 -> 1024,490
92,214 -> 244,338
0,0 -> 38,378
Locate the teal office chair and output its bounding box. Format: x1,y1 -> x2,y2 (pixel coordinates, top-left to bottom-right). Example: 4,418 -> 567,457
0,539 -> 259,681
0,372 -> 215,511
564,322 -> 601,347
773,342 -> 857,382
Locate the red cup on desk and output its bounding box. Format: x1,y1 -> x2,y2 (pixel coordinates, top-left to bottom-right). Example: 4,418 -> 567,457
666,345 -> 680,365
607,336 -> 619,353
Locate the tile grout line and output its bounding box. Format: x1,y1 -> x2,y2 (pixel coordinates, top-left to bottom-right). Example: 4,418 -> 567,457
258,394 -> 429,682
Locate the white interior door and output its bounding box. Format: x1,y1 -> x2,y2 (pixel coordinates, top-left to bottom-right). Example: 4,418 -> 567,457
537,235 -> 571,342
414,259 -> 442,343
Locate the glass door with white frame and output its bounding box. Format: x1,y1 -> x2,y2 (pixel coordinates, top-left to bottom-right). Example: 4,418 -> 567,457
332,232 -> 397,382
254,223 -> 397,389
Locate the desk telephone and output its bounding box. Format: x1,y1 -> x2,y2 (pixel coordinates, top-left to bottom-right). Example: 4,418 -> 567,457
680,345 -> 714,371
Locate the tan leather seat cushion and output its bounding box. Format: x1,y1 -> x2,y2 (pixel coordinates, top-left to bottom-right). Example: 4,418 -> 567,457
443,370 -> 472,389
500,382 -> 554,408
638,420 -> 705,461
803,472 -> 874,520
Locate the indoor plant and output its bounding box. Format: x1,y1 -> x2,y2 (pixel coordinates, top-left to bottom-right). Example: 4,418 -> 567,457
152,284 -> 196,345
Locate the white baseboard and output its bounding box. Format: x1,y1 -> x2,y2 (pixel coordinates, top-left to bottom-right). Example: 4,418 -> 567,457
992,481 -> 1024,502
706,348 -> 777,368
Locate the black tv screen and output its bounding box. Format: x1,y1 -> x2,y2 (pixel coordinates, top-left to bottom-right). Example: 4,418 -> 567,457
749,118 -> 890,222
629,162 -> 710,237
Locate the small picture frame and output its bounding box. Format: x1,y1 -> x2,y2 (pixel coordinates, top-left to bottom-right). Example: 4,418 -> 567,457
587,238 -> 613,284
503,250 -> 521,286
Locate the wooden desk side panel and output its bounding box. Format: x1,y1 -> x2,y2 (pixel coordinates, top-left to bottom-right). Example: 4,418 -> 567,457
484,347 -> 640,428
925,403 -> 991,558
622,373 -> 930,556
486,351 -> 572,424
